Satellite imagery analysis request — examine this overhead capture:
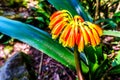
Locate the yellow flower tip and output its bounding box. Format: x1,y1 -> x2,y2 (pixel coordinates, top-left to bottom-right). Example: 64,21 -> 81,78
74,15 -> 84,22
52,35 -> 57,39
78,33 -> 84,52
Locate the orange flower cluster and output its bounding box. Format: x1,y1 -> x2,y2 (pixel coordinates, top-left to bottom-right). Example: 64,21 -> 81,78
48,10 -> 102,52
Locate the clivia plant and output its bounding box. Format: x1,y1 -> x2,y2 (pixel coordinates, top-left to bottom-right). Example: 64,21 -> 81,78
0,0 -> 120,80
48,10 -> 102,80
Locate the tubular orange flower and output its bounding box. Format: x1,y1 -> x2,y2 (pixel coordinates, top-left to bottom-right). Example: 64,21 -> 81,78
51,21 -> 67,39
77,29 -> 84,52
79,23 -> 89,45
78,34 -> 84,52
84,21 -> 102,45
65,25 -> 75,48
83,24 -> 97,46
48,10 -> 102,52
74,15 -> 84,44
86,21 -> 102,36
90,27 -> 100,45
59,22 -> 74,47
49,14 -> 68,29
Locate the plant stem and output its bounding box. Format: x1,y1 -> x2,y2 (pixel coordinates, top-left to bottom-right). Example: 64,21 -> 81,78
74,46 -> 84,80
95,0 -> 100,20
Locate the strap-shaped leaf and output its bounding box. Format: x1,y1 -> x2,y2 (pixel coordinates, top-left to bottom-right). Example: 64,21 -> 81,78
48,0 -> 93,22
103,30 -> 120,37
0,16 -> 75,70
48,0 -> 77,15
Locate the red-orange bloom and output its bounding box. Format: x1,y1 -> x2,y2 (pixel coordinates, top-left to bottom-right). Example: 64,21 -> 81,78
48,10 -> 102,52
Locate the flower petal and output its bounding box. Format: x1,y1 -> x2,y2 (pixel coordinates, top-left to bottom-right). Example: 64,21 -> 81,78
65,25 -> 75,48
87,22 -> 102,36
78,31 -> 84,52
49,13 -> 69,27
84,25 -> 96,46
51,21 -> 67,39
79,23 -> 89,45
50,10 -> 68,20
59,23 -> 72,46
91,28 -> 100,45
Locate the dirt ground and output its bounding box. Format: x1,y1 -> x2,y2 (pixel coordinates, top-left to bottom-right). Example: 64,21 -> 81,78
0,41 -> 76,80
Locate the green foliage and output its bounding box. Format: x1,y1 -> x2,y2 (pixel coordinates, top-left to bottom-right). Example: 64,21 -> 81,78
113,12 -> 120,23
102,52 -> 120,77
84,46 -> 106,80
108,65 -> 120,75
95,19 -> 117,29
4,0 -> 28,7
112,51 -> 120,66
26,0 -> 51,28
93,59 -> 110,80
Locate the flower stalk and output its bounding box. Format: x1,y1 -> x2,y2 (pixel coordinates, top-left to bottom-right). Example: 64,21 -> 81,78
74,45 -> 84,80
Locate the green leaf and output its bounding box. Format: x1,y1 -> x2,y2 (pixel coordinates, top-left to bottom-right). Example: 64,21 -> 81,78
36,17 -> 44,23
84,46 -> 99,74
84,46 -> 97,63
95,19 -> 117,29
103,30 -> 120,37
80,52 -> 88,65
93,59 -> 109,80
112,51 -> 120,66
81,60 -> 89,74
114,11 -> 120,16
113,12 -> 120,23
0,34 -> 4,39
84,46 -> 104,79
108,65 -> 120,75
48,0 -> 93,22
0,16 -> 75,70
79,52 -> 89,73
95,45 -> 104,63
48,0 -> 77,15
70,0 -> 93,22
